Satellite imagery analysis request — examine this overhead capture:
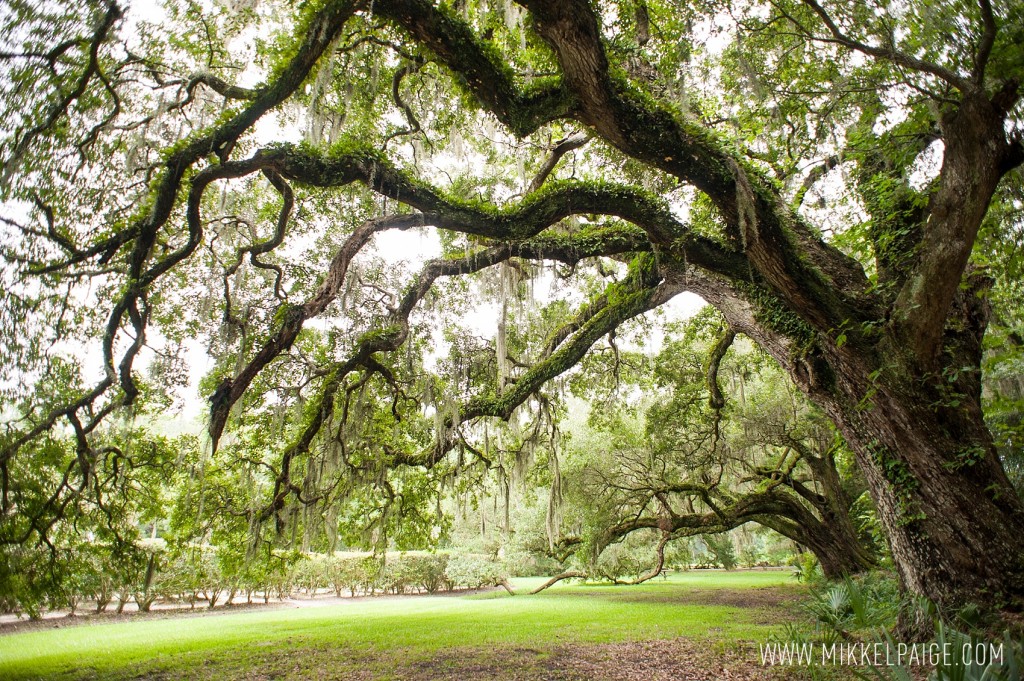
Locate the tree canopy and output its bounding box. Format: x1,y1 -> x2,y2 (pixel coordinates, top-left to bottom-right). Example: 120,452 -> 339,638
1,0 -> 1023,616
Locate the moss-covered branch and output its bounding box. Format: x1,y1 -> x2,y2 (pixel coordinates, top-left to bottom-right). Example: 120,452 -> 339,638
246,229 -> 664,519
517,0 -> 873,336
462,257 -> 674,422
374,0 -> 576,137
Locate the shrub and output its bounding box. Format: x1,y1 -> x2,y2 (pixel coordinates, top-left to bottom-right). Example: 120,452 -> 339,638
791,551 -> 821,582
402,553 -> 449,593
291,554 -> 330,597
327,555 -> 375,597
804,572 -> 901,635
380,558 -> 413,594
444,554 -> 508,589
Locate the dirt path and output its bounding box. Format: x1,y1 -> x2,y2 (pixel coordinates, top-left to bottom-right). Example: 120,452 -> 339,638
397,638 -> 789,681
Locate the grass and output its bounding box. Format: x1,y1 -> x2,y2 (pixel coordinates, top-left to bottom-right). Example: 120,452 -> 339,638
0,570 -> 800,680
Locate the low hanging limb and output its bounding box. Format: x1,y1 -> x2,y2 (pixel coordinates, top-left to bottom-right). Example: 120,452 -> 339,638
528,570 -> 588,594
530,530 -> 669,593
624,531 -> 672,585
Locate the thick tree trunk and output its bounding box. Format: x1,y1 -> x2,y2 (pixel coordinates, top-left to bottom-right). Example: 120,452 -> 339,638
771,337 -> 1024,610
783,293 -> 1024,609
810,536 -> 872,580
809,95 -> 1023,611
697,264 -> 1024,611
828,374 -> 1024,611
761,514 -> 875,579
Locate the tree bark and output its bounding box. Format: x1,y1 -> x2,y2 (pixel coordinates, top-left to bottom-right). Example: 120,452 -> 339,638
827,373 -> 1024,609
529,570 -> 587,594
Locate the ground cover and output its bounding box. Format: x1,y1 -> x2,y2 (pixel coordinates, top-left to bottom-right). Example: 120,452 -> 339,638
0,570 -> 817,680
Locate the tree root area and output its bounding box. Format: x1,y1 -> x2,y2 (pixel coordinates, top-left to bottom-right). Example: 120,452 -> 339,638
222,634 -> 834,681
392,639 -> 790,681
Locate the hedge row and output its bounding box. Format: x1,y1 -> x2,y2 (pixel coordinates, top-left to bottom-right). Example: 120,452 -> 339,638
2,547 -> 511,618
292,552 -> 509,597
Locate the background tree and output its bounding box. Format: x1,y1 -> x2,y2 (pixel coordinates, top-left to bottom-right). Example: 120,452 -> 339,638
547,311 -> 876,580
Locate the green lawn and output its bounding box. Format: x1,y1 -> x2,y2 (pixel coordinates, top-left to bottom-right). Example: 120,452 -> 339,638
0,570 -> 801,680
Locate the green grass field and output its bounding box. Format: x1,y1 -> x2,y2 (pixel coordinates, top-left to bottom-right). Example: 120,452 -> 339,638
0,570 -> 803,680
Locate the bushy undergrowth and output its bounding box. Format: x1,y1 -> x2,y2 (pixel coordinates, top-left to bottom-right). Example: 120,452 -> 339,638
804,573 -> 902,636
780,571 -> 1022,681
296,551 -> 510,597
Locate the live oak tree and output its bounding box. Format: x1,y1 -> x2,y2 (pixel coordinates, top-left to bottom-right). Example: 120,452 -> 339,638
549,311 -> 877,581
1,0 -> 1022,617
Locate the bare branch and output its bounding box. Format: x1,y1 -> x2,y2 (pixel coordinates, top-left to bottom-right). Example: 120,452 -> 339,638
188,71 -> 258,100
974,0 -> 997,84
799,0 -> 974,93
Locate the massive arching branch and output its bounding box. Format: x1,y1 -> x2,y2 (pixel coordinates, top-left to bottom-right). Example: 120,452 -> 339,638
250,234 -> 679,523
202,142 -> 744,448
